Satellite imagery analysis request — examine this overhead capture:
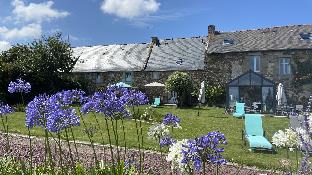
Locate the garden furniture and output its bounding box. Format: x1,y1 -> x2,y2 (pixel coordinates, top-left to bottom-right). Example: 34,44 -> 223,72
152,97 -> 161,107
233,102 -> 245,118
242,114 -> 273,151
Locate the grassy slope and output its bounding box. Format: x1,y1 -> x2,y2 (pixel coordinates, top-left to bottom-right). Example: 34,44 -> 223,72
6,106 -> 298,171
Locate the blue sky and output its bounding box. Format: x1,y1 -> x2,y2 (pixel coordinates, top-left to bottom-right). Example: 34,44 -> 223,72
0,0 -> 312,51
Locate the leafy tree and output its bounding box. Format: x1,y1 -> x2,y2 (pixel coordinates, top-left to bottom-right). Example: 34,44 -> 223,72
0,33 -> 77,78
165,71 -> 193,107
0,33 -> 88,104
205,85 -> 225,106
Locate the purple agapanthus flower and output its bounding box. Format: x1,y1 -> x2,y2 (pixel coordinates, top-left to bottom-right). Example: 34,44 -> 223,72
81,87 -> 129,118
163,113 -> 181,127
26,92 -> 80,132
181,131 -> 227,171
125,90 -> 149,106
81,86 -> 148,119
46,108 -> 80,132
52,89 -> 87,105
0,103 -> 14,116
25,94 -> 50,129
8,78 -> 31,93
160,136 -> 176,147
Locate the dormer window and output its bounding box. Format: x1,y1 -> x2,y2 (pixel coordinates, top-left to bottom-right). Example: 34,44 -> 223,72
223,39 -> 234,45
300,33 -> 312,40
176,58 -> 183,65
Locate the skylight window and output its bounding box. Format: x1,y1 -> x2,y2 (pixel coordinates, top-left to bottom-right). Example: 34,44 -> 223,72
223,39 -> 235,45
300,33 -> 312,40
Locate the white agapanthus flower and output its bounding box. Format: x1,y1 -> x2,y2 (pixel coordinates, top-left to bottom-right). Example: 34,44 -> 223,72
147,123 -> 170,140
272,128 -> 299,148
272,130 -> 288,147
296,127 -> 312,147
166,139 -> 189,172
140,106 -> 153,120
285,128 -> 299,148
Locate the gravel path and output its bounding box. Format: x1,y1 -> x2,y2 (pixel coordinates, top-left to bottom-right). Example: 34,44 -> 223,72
0,133 -> 278,175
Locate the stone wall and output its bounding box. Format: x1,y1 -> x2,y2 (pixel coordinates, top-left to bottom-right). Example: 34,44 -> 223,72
73,49 -> 312,105
206,49 -> 312,105
74,70 -> 209,104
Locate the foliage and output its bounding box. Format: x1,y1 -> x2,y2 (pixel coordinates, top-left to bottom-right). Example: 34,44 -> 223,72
293,58 -> 312,86
0,157 -> 138,175
205,85 -> 225,106
131,105 -> 163,122
0,33 -> 76,78
0,33 -> 88,105
272,128 -> 299,149
289,95 -> 312,174
165,71 -> 193,107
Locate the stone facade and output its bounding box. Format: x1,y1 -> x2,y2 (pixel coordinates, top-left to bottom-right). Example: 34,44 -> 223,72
206,49 -> 312,105
73,24 -> 312,106
74,70 -> 208,104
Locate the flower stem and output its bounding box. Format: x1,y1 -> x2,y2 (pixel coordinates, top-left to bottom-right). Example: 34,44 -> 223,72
92,112 -> 107,165
44,129 -> 55,174
134,118 -> 142,174
203,161 -> 206,175
57,133 -> 65,174
121,118 -> 127,163
139,119 -> 145,172
80,115 -> 99,168
105,117 -> 116,174
295,148 -> 299,170
28,128 -> 33,174
65,128 -> 76,174
110,117 -> 121,170
1,115 -> 9,154
69,126 -> 80,163
20,92 -> 24,107
158,136 -> 163,167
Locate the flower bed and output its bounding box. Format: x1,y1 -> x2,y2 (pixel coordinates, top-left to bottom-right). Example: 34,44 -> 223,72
0,133 -> 275,175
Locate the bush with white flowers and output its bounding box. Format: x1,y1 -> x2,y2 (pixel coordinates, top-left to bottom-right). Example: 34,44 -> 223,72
147,123 -> 170,140
272,128 -> 299,148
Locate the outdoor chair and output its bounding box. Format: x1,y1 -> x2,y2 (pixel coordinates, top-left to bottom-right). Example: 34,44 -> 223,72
295,105 -> 304,114
242,114 -> 273,151
233,102 -> 245,118
151,97 -> 160,107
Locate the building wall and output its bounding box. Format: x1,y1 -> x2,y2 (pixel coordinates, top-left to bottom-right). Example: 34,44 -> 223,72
74,70 -> 209,104
206,49 -> 312,104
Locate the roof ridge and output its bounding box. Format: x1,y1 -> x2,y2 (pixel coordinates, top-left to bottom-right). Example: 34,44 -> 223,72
218,24 -> 312,34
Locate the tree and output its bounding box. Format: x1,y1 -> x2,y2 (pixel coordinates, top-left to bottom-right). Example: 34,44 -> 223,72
0,33 -> 77,78
0,33 -> 87,104
165,71 -> 193,107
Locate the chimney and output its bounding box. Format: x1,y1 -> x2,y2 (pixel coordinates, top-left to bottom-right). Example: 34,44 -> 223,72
151,37 -> 160,46
208,25 -> 216,36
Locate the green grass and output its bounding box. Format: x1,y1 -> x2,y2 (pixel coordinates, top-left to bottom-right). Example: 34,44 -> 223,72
4,106 -> 299,171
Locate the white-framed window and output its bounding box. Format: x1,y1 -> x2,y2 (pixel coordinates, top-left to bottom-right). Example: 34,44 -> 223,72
279,58 -> 291,75
151,72 -> 160,80
250,55 -> 260,72
124,72 -> 133,83
95,73 -> 103,84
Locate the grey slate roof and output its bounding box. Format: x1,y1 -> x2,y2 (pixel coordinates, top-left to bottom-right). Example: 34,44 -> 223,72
72,43 -> 149,72
207,24 -> 312,54
72,37 -> 206,72
145,37 -> 206,71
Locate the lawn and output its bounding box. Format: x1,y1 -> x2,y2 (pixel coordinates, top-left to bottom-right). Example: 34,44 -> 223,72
5,106 -> 297,171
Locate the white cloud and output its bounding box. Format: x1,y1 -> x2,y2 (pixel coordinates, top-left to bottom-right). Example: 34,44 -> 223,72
11,0 -> 69,23
0,23 -> 42,40
101,0 -> 160,19
0,41 -> 11,52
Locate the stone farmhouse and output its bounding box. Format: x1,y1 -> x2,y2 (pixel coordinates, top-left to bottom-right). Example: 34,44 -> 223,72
73,24 -> 312,106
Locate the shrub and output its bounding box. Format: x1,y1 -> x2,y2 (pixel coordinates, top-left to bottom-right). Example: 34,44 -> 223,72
165,72 -> 193,107
205,85 -> 225,106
